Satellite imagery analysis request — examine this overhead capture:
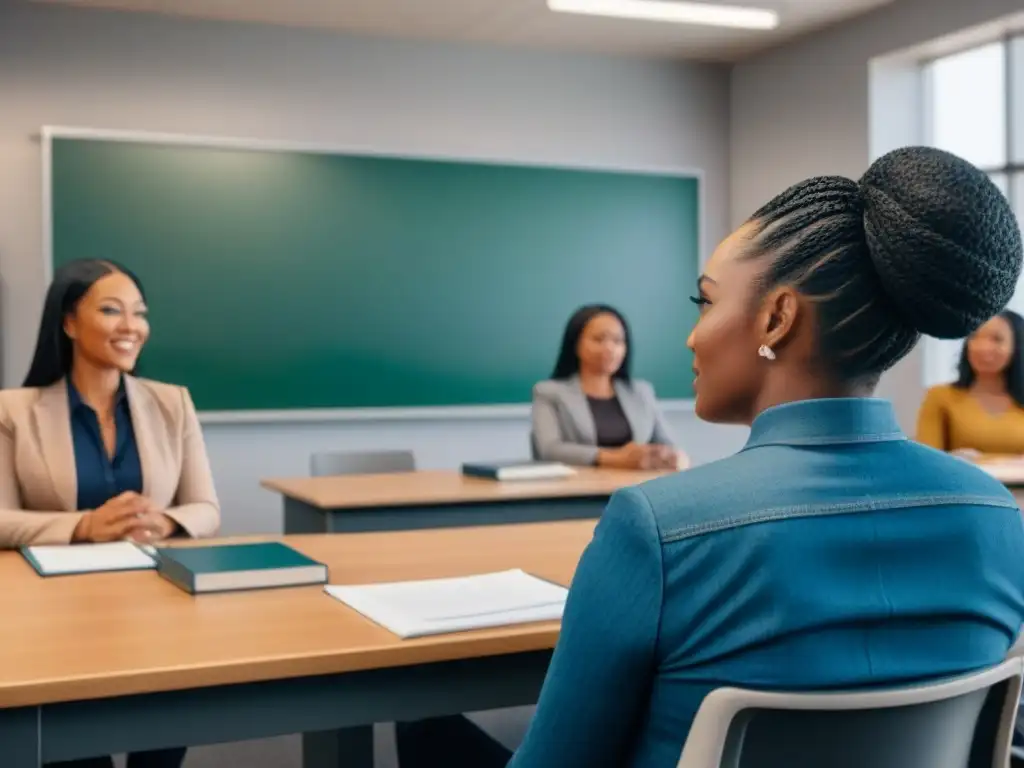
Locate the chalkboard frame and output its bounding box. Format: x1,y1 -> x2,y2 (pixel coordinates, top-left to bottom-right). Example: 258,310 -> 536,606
41,125 -> 703,424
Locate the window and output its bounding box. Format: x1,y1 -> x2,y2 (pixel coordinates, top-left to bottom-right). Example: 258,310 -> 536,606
990,172 -> 1010,197
927,43 -> 1006,168
1013,172 -> 1024,316
1014,37 -> 1024,164
1015,172 -> 1024,222
923,35 -> 1024,387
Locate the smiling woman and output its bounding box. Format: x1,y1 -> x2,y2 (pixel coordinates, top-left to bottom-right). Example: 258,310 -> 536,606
0,258 -> 220,766
0,257 -> 221,543
0,257 -> 220,548
916,309 -> 1024,456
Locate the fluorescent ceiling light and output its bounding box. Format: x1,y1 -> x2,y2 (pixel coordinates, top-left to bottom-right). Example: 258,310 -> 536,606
547,0 -> 779,30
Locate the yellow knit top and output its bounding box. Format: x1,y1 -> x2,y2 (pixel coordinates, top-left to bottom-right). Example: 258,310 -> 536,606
915,384 -> 1024,455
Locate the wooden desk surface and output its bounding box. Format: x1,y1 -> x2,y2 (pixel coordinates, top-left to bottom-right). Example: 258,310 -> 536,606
261,467 -> 664,509
974,457 -> 1024,488
0,521 -> 596,709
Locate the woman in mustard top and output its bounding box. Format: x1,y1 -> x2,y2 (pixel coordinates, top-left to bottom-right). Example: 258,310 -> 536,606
916,309 -> 1024,456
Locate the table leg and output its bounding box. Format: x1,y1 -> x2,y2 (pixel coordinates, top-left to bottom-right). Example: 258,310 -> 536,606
284,498 -> 329,534
303,725 -> 374,768
0,706 -> 41,767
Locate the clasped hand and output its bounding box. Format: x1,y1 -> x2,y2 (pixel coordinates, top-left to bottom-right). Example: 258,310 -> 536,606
73,491 -> 178,543
603,442 -> 688,470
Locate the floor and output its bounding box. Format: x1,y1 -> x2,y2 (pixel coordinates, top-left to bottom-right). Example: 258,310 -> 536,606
111,708 -> 533,767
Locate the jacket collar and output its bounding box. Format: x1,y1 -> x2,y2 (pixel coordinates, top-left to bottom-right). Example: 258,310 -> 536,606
742,398 -> 906,450
67,376 -> 128,413
33,375 -> 156,510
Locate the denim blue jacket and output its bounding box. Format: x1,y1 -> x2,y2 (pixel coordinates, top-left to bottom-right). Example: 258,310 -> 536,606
508,398 -> 1024,768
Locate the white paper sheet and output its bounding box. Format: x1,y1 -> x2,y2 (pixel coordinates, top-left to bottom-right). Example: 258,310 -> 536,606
24,541 -> 157,576
325,568 -> 568,639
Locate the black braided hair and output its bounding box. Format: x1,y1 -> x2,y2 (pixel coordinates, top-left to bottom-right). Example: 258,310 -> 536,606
745,146 -> 1023,384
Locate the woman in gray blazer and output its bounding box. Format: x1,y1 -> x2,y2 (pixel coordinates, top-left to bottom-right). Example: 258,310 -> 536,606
532,304 -> 685,469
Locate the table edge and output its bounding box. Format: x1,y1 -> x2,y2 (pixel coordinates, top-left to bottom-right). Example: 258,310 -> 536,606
0,623 -> 562,709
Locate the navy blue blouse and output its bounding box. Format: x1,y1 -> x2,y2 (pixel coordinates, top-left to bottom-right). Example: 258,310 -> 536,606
68,380 -> 144,511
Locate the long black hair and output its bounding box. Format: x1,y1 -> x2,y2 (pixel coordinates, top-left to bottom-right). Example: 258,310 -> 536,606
23,259 -> 146,388
550,304 -> 632,381
953,309 -> 1024,407
745,146 -> 1022,386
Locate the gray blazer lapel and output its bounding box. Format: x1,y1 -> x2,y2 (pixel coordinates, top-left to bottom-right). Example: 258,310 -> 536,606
567,375 -> 597,445
615,379 -> 650,443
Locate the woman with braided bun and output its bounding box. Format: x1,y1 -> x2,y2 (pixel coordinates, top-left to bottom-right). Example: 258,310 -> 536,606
487,146 -> 1024,768
397,147 -> 1024,767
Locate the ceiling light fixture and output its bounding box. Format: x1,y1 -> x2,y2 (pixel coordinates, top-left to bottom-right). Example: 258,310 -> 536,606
546,0 -> 779,30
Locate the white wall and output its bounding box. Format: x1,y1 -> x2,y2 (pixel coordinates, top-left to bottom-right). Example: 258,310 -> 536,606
0,2 -> 745,534
730,0 -> 1024,433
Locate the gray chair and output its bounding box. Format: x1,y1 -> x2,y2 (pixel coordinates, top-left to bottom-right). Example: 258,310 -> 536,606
677,657 -> 1024,768
1007,632 -> 1024,763
309,449 -> 415,477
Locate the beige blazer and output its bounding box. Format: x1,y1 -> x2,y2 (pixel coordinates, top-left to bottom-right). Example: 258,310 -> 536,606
0,376 -> 221,548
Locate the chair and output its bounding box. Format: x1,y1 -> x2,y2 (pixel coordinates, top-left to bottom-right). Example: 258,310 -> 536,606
309,449 -> 416,477
677,657 -> 1023,768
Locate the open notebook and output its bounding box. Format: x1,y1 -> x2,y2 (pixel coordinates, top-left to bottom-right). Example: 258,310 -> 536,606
324,568 -> 568,639
21,541 -> 157,576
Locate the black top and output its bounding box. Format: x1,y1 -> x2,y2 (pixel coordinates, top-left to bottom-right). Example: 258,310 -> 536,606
587,395 -> 633,448
68,379 -> 144,511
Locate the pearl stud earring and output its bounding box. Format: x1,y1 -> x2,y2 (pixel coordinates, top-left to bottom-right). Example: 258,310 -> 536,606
758,344 -> 776,361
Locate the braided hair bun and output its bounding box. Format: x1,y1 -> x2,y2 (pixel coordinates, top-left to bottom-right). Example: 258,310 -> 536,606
859,146 -> 1022,339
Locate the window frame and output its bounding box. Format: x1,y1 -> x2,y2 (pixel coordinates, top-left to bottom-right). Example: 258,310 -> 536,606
922,33 -> 1024,388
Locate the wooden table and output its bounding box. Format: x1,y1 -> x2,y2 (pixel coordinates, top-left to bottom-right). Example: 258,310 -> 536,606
262,467 -> 663,534
0,522 -> 594,768
972,458 -> 1024,507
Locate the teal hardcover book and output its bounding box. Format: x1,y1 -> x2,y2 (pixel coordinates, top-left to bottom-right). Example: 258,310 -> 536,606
154,542 -> 328,594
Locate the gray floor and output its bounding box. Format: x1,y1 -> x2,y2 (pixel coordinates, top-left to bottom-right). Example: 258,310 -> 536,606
112,708 -> 533,768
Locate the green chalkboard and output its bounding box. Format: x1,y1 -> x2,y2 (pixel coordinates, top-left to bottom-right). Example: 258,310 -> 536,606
49,136 -> 700,412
